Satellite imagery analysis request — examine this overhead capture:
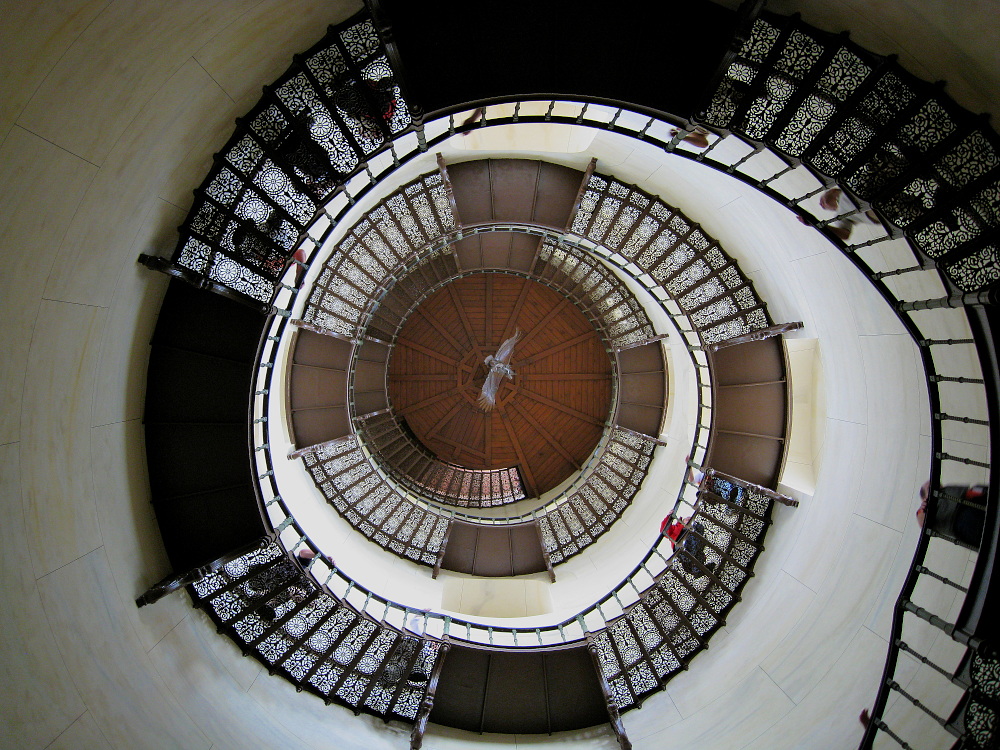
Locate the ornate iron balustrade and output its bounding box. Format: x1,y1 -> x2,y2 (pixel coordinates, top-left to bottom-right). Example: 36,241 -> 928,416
142,9 -> 413,308
277,154 -> 781,578
240,99 -> 779,638
358,411 -> 528,508
136,9 -> 994,739
250,283 -> 718,652
569,172 -> 770,344
125,3 -> 995,743
248,272 -> 758,676
248,95 -> 991,744
189,536 -> 446,724
300,166 -> 659,351
534,427 -> 656,565
300,434 -> 451,565
302,161 -> 770,357
211,107 -> 796,748
140,99 -> 807,740
699,10 -> 1000,297
533,237 -> 657,349
289,404 -> 658,569
303,170 -> 457,337
245,329 -> 779,730
590,472 -> 772,712
690,11 -> 999,747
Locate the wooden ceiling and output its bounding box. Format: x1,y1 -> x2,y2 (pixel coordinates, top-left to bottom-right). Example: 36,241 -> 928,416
387,274 -> 612,497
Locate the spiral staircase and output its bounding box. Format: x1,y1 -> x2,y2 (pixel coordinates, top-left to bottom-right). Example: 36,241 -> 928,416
133,3 -> 999,749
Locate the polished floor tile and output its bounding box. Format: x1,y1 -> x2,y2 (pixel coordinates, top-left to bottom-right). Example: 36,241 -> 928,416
667,570 -> 815,719
746,626 -> 887,750
148,615 -> 302,750
632,667 -> 794,747
856,335 -> 928,531
762,514 -> 900,703
246,661 -> 410,750
778,419 -> 869,592
0,1 -> 108,128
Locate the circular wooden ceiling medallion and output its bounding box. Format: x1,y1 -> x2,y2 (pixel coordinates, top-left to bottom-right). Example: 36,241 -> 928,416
387,273 -> 612,497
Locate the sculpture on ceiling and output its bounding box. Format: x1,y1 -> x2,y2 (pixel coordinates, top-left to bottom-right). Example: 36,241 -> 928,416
477,329 -> 522,411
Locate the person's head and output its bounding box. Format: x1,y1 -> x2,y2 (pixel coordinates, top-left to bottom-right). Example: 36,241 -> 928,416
920,481 -> 931,501
257,604 -> 276,622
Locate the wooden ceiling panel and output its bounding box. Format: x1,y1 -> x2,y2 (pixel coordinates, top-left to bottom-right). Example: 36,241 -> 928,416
387,273 -> 611,495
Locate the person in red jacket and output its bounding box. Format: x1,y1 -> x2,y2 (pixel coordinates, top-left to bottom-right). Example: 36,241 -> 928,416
668,127 -> 711,148
660,512 -> 689,545
916,481 -> 987,547
660,512 -> 716,575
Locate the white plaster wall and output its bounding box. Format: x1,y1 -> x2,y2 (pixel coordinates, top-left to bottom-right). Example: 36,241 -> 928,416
0,2 -> 993,749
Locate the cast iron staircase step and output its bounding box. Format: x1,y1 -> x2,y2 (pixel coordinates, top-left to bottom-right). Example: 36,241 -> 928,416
145,423 -> 253,498
154,483 -> 259,572
705,336 -> 789,488
439,521 -> 547,577
429,644 -> 608,734
145,346 -> 252,424
447,159 -> 584,231
144,279 -> 266,572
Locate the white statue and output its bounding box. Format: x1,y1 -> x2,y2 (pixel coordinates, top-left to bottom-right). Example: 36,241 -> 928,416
477,329 -> 522,411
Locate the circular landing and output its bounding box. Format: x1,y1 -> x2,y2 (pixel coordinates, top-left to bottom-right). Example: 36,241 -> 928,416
387,273 -> 612,496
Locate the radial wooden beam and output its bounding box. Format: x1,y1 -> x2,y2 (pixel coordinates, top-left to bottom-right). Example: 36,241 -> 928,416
433,432 -> 487,460
388,273 -> 612,493
446,282 -> 479,348
426,399 -> 469,440
388,373 -> 454,381
485,273 -> 493,345
396,338 -> 460,367
511,401 -> 582,470
499,279 -> 533,343
517,298 -> 572,351
396,386 -> 462,416
515,331 -> 595,366
414,307 -> 467,356
522,373 -> 612,381
498,410 -> 539,497
485,410 -> 493,464
520,389 -> 605,427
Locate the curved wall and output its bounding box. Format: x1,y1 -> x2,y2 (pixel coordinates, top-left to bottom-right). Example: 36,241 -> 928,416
0,1 -> 991,749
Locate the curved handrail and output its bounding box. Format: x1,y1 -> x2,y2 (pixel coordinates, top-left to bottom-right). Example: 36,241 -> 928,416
359,412 -> 529,508
133,4 -> 994,738
248,96 -> 992,736
249,103 -> 790,633
688,10 -> 998,746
